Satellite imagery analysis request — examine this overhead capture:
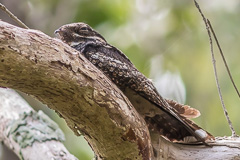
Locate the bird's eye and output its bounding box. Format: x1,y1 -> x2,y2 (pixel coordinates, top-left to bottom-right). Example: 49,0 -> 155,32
81,27 -> 88,31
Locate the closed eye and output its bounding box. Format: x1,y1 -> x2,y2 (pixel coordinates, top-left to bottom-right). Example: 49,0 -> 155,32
81,27 -> 89,31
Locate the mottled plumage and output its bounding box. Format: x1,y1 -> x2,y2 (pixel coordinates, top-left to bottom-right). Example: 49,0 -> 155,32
55,23 -> 213,143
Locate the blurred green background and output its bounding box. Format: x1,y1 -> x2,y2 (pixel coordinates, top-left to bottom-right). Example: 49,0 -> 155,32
1,0 -> 240,159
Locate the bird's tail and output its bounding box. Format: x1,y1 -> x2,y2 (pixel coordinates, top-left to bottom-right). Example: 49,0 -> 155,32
145,100 -> 214,143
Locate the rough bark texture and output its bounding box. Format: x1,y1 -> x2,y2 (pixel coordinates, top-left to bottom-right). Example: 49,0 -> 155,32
151,133 -> 240,160
0,88 -> 77,160
1,21 -> 240,160
0,21 -> 152,160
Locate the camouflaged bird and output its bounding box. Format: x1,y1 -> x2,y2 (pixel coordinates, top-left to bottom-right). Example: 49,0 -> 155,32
55,22 -> 214,144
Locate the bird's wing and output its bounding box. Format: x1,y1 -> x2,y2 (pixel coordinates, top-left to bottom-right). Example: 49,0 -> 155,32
123,67 -> 214,143
109,45 -> 213,142
82,43 -> 214,143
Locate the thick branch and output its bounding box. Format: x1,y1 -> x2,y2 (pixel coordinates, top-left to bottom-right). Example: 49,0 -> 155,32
0,88 -> 77,160
151,133 -> 240,159
0,21 -> 152,160
1,21 -> 240,160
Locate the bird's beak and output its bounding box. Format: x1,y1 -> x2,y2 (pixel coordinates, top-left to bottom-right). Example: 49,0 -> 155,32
54,29 -> 61,39
54,29 -> 60,35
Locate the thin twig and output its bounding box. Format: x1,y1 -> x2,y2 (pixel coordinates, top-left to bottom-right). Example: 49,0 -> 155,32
207,20 -> 240,99
0,3 -> 29,29
206,19 -> 237,137
193,0 -> 237,137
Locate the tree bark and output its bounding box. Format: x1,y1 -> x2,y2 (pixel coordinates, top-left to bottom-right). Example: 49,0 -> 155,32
0,88 -> 77,160
0,20 -> 152,160
151,132 -> 240,160
0,20 -> 240,160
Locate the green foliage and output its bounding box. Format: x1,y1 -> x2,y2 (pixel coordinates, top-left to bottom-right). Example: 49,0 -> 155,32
74,0 -> 132,27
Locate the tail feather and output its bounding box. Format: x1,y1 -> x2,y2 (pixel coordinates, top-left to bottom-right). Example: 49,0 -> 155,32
167,99 -> 201,119
145,109 -> 214,143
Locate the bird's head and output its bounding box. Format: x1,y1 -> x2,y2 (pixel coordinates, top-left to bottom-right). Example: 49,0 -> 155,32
55,22 -> 107,49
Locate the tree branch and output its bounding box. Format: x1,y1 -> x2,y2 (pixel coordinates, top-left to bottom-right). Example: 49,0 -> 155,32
152,133 -> 240,159
1,20 -> 240,160
0,20 -> 152,160
0,3 -> 29,29
0,88 -> 77,160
